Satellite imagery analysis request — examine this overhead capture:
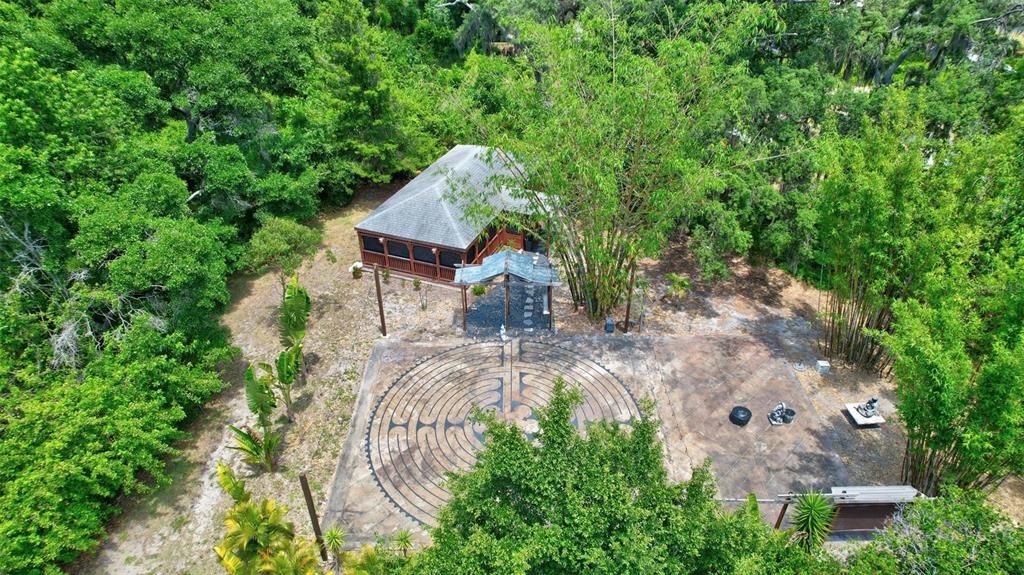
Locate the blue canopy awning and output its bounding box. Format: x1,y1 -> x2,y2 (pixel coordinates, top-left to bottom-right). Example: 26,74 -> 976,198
453,250 -> 560,286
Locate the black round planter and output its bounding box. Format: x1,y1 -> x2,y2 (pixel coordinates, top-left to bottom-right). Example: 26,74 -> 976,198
782,408 -> 796,424
729,406 -> 752,427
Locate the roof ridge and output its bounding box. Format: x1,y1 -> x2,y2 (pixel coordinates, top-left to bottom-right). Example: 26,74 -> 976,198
431,146 -> 482,246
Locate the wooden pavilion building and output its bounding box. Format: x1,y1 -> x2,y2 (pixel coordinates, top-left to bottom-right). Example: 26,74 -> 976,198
355,145 -> 538,282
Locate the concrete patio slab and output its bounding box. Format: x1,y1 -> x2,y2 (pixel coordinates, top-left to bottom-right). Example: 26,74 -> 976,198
322,335 -> 849,545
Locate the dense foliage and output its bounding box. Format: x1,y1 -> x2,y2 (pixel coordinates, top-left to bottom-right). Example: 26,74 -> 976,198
846,488 -> 1024,575
0,0 -> 434,571
3,0 -> 1024,571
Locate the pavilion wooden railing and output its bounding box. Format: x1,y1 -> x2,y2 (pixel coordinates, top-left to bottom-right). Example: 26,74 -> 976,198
412,262 -> 436,277
474,228 -> 524,264
388,257 -> 412,273
362,249 -> 460,282
362,251 -> 386,267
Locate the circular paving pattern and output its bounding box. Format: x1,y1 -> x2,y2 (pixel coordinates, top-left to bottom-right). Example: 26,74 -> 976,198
365,340 -> 640,526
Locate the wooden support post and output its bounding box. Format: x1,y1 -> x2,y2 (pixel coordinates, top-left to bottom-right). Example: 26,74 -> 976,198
504,274 -> 510,327
299,474 -> 328,561
547,285 -> 553,330
374,265 -> 387,337
461,286 -> 468,331
624,263 -> 636,333
774,502 -> 789,529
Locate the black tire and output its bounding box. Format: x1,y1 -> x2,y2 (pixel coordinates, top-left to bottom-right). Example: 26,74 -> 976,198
729,406 -> 752,427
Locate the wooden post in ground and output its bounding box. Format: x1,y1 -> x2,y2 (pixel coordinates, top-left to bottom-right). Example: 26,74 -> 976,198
774,502 -> 790,529
547,285 -> 554,330
299,474 -> 328,561
504,274 -> 510,327
374,265 -> 387,336
461,286 -> 468,331
624,263 -> 636,333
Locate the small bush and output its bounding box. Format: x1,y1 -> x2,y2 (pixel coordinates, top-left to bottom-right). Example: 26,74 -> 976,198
413,278 -> 422,290
382,268 -> 390,283
472,285 -> 487,297
665,272 -> 691,299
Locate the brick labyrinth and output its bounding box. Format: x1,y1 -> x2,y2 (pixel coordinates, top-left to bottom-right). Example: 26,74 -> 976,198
365,339 -> 640,526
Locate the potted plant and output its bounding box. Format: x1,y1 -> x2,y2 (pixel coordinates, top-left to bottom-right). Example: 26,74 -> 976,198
349,261 -> 363,279
413,278 -> 422,291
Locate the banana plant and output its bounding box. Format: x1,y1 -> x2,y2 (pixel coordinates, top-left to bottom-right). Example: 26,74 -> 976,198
217,462 -> 250,504
274,347 -> 301,422
280,275 -> 311,349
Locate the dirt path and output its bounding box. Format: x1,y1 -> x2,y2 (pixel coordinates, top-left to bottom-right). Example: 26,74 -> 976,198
74,184 -> 464,574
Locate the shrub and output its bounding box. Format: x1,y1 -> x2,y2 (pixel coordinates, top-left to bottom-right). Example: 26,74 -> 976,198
472,285 -> 487,297
665,272 -> 690,299
243,217 -> 321,278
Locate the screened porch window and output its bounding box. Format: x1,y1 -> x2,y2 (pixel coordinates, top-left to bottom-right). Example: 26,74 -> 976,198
362,235 -> 384,254
387,241 -> 409,259
439,250 -> 462,268
413,245 -> 435,264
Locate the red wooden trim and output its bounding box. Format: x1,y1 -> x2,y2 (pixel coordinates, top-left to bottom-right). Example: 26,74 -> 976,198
355,228 -> 470,253
356,231 -> 471,283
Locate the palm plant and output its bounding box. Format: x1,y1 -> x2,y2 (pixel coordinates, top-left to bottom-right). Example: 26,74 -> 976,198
393,528 -> 413,557
792,492 -> 835,550
322,526 -> 346,569
260,538 -> 321,575
215,498 -> 295,572
217,462 -> 250,503
228,425 -> 279,472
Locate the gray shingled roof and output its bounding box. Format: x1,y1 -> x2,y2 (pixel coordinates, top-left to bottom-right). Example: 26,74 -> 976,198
453,250 -> 561,286
354,145 -> 529,250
